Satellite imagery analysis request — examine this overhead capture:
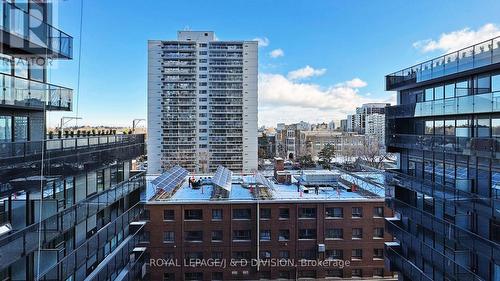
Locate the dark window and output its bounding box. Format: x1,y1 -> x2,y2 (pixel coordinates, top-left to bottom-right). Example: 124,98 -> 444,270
491,219 -> 500,243
373,207 -> 384,217
299,207 -> 316,218
211,272 -> 223,281
278,229 -> 290,241
211,251 -> 223,259
352,228 -> 363,239
163,231 -> 175,243
140,231 -> 150,243
298,229 -> 316,239
163,231 -> 174,243
298,270 -> 316,278
185,231 -> 203,242
298,249 -> 316,260
185,209 -> 203,220
351,269 -> 362,277
373,248 -> 384,259
260,251 -> 271,259
278,271 -> 290,279
163,209 -> 174,221
259,271 -> 271,279
260,208 -> 271,219
233,230 -> 251,240
185,252 -> 203,259
184,272 -> 203,281
260,230 -> 271,241
352,207 -> 363,218
211,230 -> 223,241
373,268 -> 384,277
326,207 -> 343,218
163,273 -> 175,281
326,269 -> 343,278
279,208 -> 289,219
0,116 -> 12,142
232,251 -> 251,259
233,208 -> 251,219
326,228 -> 343,239
374,228 -> 384,239
351,249 -> 363,260
212,209 -> 222,220
279,251 -> 289,258
326,249 -> 343,260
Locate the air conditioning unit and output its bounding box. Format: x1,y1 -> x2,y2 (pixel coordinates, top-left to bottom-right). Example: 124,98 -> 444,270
318,243 -> 325,253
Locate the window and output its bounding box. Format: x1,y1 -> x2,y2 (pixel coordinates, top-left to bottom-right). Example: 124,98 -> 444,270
475,74 -> 490,94
211,252 -> 223,261
185,252 -> 203,259
373,268 -> 384,277
298,229 -> 316,239
373,248 -> 384,259
211,272 -> 223,281
278,271 -> 290,279
163,231 -> 174,243
163,210 -> 174,221
493,74 -> 500,92
299,207 -> 316,218
260,208 -> 271,219
373,227 -> 384,238
351,249 -> 363,260
0,116 -> 12,142
425,120 -> 434,135
260,250 -> 271,259
455,80 -> 469,96
352,207 -> 363,218
13,116 -> 28,141
259,271 -> 271,279
456,119 -> 471,137
298,270 -> 316,278
445,120 -> 455,135
279,208 -> 289,219
434,85 -> 444,100
425,88 -> 433,101
298,249 -> 316,260
260,230 -> 271,241
163,273 -> 175,281
184,272 -> 203,281
184,209 -> 203,220
278,229 -> 290,241
211,230 -> 223,241
351,269 -> 362,277
352,228 -> 363,239
326,228 -> 343,239
212,209 -> 222,220
199,59 -> 207,63
140,231 -> 150,243
326,269 -> 343,278
326,207 -> 343,218
435,120 -> 444,135
233,230 -> 251,241
445,83 -> 455,98
279,250 -> 289,259
326,249 -> 343,260
233,208 -> 251,219
476,118 -> 490,137
373,207 -> 384,217
232,251 -> 251,259
185,231 -> 203,242
493,118 -> 500,137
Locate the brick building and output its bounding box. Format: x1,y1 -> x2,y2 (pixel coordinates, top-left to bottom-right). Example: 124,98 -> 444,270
142,168 -> 395,280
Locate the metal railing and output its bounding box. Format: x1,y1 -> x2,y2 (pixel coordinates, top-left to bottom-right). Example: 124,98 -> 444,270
386,36 -> 500,89
0,172 -> 146,271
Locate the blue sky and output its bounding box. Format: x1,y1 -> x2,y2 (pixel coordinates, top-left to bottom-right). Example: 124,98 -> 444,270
47,0 -> 500,127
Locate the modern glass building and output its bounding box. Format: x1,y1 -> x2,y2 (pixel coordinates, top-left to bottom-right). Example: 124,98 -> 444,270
0,2 -> 146,280
384,36 -> 500,280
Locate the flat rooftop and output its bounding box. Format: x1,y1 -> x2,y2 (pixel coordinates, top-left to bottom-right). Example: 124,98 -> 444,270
145,169 -> 386,204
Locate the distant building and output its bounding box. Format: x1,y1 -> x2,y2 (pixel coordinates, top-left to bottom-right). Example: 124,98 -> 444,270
148,31 -> 258,173
299,131 -> 365,159
340,119 -> 348,132
365,113 -> 385,144
345,103 -> 389,134
258,132 -> 277,159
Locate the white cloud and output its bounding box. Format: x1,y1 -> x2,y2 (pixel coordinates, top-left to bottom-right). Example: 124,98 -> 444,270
335,78 -> 367,88
253,37 -> 270,47
269,48 -> 284,58
287,65 -> 326,80
258,73 -> 395,126
413,23 -> 500,53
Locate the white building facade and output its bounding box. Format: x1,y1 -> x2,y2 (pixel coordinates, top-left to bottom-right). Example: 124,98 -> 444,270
148,31 -> 258,174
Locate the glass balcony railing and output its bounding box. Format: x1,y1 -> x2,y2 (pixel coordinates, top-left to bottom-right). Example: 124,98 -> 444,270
36,203 -> 144,281
385,220 -> 483,281
0,72 -> 72,111
385,133 -> 499,157
0,134 -> 145,160
385,243 -> 434,281
0,1 -> 72,58
0,172 -> 145,272
386,36 -> 500,90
